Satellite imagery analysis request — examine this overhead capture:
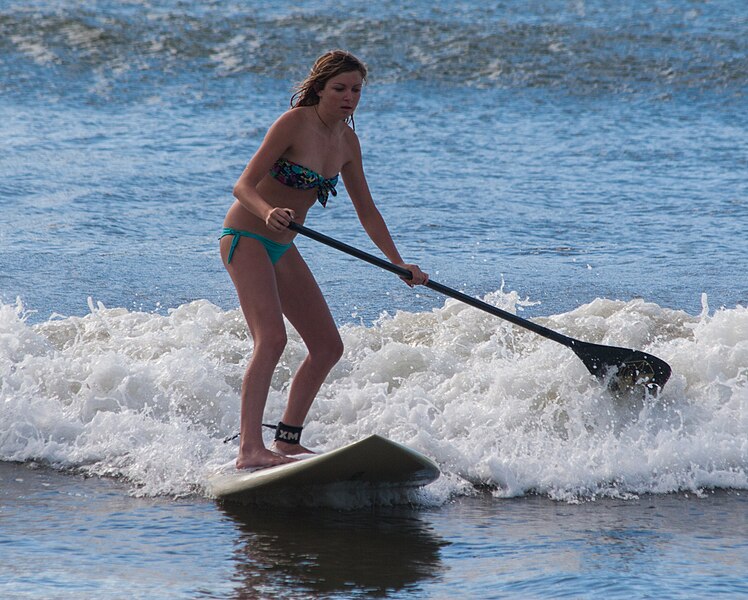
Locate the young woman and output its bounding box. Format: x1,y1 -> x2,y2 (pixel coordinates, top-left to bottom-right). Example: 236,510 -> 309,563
220,50 -> 428,469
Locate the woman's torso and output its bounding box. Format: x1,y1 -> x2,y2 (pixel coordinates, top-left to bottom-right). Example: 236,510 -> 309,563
223,107 -> 353,244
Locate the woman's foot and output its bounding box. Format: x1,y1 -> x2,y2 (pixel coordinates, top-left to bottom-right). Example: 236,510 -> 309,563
271,440 -> 316,456
236,447 -> 296,470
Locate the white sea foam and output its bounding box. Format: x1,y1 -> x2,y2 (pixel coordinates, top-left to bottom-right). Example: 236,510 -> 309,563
1,292 -> 745,504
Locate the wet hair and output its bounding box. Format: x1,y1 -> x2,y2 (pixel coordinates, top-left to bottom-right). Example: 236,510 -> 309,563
291,50 -> 368,128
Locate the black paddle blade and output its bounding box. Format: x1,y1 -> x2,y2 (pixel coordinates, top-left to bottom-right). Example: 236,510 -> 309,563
570,340 -> 672,394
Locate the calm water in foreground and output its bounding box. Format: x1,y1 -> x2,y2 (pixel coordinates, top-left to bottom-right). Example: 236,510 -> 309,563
2,462 -> 746,598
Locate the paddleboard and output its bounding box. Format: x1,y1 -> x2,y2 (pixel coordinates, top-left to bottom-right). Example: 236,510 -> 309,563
209,434 -> 439,502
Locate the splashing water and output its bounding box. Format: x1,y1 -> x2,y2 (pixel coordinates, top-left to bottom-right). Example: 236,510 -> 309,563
1,290 -> 745,504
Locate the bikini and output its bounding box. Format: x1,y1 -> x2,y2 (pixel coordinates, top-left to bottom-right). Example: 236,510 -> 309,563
221,158 -> 339,264
269,157 -> 339,207
221,228 -> 294,265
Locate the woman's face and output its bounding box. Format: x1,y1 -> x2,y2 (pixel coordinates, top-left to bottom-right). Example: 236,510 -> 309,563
317,70 -> 364,120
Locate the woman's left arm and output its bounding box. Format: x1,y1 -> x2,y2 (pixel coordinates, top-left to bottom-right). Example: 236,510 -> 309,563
340,135 -> 428,286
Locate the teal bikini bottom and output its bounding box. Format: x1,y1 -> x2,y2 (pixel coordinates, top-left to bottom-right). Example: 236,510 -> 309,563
220,228 -> 293,265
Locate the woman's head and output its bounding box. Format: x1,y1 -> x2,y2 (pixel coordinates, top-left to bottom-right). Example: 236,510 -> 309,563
291,50 -> 368,112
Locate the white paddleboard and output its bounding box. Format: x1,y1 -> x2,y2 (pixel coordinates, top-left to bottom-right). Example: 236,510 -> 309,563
209,434 -> 439,502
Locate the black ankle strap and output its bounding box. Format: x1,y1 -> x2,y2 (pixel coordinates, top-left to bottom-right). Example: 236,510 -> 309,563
274,421 -> 303,444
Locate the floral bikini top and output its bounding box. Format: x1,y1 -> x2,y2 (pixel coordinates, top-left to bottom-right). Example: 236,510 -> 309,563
269,157 -> 339,207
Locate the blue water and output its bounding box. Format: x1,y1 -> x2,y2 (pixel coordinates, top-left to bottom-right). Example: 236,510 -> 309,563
1,0 -> 747,597
2,462 -> 746,599
3,0 -> 747,321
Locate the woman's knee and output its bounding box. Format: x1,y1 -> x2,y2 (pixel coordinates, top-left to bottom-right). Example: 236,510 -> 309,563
253,329 -> 288,362
309,334 -> 344,368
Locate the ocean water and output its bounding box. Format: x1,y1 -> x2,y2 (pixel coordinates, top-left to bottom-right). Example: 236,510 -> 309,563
1,0 -> 747,598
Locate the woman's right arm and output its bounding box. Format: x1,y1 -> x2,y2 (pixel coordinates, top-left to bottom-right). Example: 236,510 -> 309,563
232,112 -> 298,231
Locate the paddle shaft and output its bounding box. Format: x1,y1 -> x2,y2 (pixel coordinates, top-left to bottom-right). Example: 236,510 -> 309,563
289,222 -> 575,349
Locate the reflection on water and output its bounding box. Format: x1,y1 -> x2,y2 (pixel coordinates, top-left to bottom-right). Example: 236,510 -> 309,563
2,462 -> 746,598
220,503 -> 447,598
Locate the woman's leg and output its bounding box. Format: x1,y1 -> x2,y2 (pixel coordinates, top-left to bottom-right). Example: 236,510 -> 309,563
272,246 -> 344,454
220,235 -> 295,469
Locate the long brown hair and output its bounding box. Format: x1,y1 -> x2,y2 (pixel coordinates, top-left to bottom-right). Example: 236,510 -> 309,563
291,50 -> 368,128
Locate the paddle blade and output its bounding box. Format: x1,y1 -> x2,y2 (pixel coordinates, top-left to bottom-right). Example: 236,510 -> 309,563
570,340 -> 672,394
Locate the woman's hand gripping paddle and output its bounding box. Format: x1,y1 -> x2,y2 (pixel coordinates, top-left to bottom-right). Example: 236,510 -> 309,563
288,222 -> 672,394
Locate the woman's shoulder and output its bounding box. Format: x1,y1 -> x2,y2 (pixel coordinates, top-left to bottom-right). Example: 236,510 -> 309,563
264,108 -> 311,146
341,124 -> 361,152
274,106 -> 312,127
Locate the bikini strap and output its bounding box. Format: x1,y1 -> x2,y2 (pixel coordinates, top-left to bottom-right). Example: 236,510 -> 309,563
220,228 -> 241,264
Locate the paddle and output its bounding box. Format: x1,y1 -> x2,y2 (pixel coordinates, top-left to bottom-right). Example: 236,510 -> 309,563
288,222 -> 672,394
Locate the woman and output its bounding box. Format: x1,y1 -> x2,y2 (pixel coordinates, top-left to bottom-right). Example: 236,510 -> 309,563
220,50 -> 429,469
